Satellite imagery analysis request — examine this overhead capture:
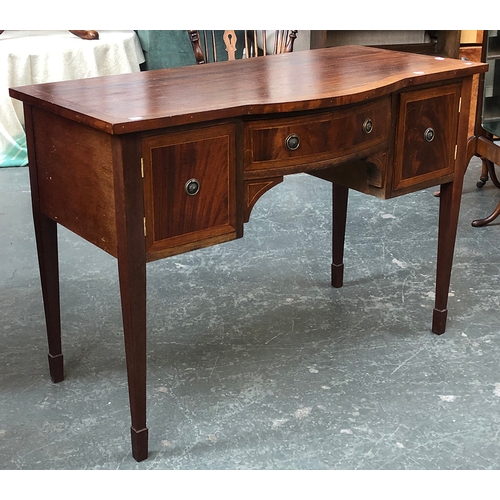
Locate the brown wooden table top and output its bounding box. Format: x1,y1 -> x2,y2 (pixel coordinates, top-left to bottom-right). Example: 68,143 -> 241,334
9,45 -> 487,135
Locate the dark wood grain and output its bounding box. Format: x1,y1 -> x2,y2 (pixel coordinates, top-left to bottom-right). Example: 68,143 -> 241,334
9,46 -> 487,135
31,107 -> 118,257
245,97 -> 391,174
432,76 -> 474,334
393,83 -> 461,192
24,104 -> 64,383
142,123 -> 238,260
112,134 -> 148,461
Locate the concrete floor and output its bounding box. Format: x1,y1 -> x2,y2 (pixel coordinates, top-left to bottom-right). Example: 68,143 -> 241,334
1,157 -> 500,470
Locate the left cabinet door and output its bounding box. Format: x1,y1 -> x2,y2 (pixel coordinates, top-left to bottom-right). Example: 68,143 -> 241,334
143,123 -> 239,261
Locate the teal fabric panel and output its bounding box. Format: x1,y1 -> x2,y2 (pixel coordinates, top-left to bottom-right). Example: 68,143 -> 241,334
136,30 -> 195,70
0,133 -> 28,167
136,30 -> 245,70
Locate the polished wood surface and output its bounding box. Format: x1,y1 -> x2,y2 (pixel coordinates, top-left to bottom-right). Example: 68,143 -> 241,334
142,123 -> 239,261
393,83 -> 461,191
10,46 -> 484,134
32,107 -> 118,255
245,97 -> 391,175
10,45 -> 487,462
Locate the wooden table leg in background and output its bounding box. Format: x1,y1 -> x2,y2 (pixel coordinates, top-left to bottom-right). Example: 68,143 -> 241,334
331,183 -> 349,289
112,135 -> 148,462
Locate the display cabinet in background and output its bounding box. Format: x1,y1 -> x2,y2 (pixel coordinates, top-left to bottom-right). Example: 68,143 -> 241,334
482,31 -> 500,137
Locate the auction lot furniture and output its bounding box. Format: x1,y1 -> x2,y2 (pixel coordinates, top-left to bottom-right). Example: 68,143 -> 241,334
10,46 -> 486,461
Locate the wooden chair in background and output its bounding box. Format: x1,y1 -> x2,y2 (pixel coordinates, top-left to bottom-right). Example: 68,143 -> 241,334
468,30 -> 500,227
188,30 -> 298,64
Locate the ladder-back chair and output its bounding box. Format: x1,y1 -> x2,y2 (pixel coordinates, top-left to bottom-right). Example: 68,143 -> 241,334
188,30 -> 298,64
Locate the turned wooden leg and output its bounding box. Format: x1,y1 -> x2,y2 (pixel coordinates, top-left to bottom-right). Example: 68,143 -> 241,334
471,200 -> 500,227
472,137 -> 500,226
112,135 -> 148,462
332,183 -> 349,288
474,158 -> 500,226
432,178 -> 464,335
487,158 -> 500,188
477,157 -> 500,190
476,158 -> 490,188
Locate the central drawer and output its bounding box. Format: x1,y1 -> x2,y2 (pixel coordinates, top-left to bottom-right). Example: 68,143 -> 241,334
244,96 -> 391,173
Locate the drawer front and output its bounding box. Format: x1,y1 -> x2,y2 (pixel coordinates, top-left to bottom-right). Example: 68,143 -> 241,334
142,123 -> 237,257
393,83 -> 461,192
245,97 -> 391,172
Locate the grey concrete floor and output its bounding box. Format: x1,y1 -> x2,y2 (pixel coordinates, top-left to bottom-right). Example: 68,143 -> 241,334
1,157 -> 500,470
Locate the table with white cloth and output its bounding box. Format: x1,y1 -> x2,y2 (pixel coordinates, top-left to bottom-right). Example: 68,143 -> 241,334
0,30 -> 145,167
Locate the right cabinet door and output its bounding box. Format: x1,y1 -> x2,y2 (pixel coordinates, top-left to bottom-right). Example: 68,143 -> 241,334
393,83 -> 462,193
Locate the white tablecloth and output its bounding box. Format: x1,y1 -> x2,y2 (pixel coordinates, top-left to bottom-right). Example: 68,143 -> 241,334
0,30 -> 145,167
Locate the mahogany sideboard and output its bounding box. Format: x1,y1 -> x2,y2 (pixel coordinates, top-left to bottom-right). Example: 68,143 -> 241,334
9,46 -> 487,462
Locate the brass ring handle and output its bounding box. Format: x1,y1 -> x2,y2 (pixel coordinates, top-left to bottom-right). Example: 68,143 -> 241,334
424,128 -> 435,142
362,118 -> 373,134
285,134 -> 300,151
185,178 -> 200,196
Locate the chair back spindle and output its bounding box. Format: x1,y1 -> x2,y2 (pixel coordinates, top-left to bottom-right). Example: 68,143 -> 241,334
188,30 -> 298,64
